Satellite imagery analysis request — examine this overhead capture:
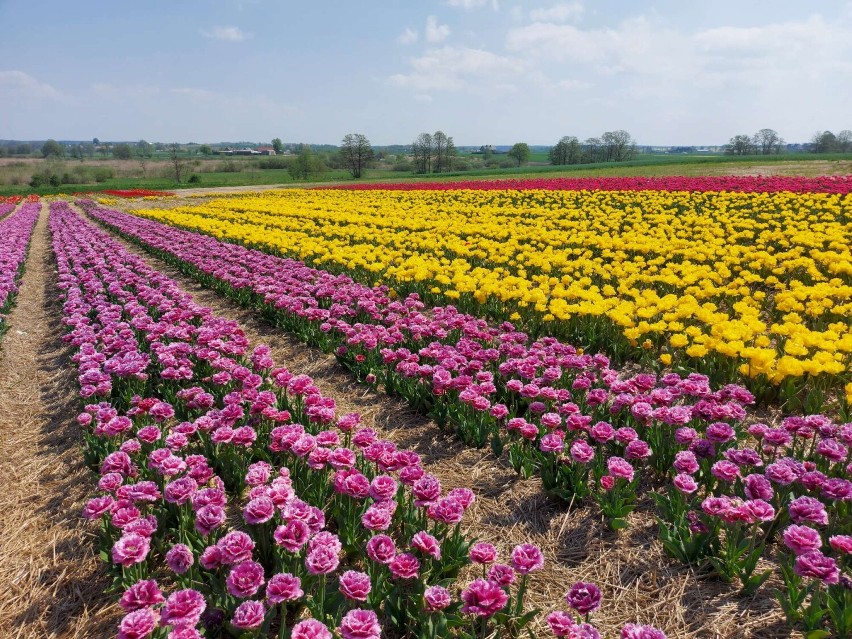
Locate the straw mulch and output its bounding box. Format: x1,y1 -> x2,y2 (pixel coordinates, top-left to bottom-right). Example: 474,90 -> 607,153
105,222 -> 793,639
0,206 -> 117,638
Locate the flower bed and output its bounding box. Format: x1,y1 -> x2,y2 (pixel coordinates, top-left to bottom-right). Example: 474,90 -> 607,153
82,200 -> 852,637
328,175 -> 852,194
50,200 -> 664,639
0,199 -> 40,340
127,188 -> 852,410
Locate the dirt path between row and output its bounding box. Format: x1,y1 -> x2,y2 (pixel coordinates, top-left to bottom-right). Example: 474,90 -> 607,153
92,205 -> 790,639
0,205 -> 116,638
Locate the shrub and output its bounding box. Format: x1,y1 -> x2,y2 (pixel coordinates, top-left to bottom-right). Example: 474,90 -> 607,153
93,167 -> 115,183
257,156 -> 289,169
218,160 -> 242,173
188,174 -> 201,183
29,173 -> 48,187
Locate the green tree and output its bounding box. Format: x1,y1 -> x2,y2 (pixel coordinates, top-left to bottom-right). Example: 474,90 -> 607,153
549,136 -> 581,165
288,144 -> 324,181
198,144 -> 213,155
41,139 -> 64,158
136,140 -> 153,158
340,133 -> 373,178
837,130 -> 852,153
113,143 -> 133,160
810,130 -> 837,153
272,138 -> 284,154
507,142 -> 530,167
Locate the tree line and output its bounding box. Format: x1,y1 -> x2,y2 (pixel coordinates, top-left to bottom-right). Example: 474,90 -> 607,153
810,129 -> 852,153
12,124 -> 851,185
725,129 -> 785,155
549,130 -> 636,165
411,131 -> 456,174
725,128 -> 852,155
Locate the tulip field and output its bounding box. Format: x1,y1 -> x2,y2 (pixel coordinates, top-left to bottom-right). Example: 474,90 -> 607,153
129,176 -> 852,416
0,177 -> 850,639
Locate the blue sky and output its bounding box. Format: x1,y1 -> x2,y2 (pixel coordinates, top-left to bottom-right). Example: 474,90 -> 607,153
1,0 -> 850,145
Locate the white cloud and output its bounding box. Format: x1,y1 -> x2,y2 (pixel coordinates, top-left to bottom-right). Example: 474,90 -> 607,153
0,70 -> 67,101
444,0 -> 499,9
501,9 -> 852,130
200,26 -> 251,41
397,27 -> 418,44
425,16 -> 451,43
91,82 -> 160,104
389,45 -> 524,92
529,2 -> 584,23
170,87 -> 217,100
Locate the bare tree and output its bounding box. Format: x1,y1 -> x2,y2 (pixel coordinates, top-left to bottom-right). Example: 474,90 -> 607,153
582,137 -> 602,163
412,132 -> 433,174
445,135 -> 456,172
340,133 -> 373,179
752,128 -> 784,155
169,143 -> 188,182
434,131 -> 456,173
725,134 -> 755,155
600,130 -> 635,162
837,130 -> 852,153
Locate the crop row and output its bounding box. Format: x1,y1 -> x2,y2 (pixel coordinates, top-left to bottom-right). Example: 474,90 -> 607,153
0,199 -> 40,340
83,200 -> 852,637
129,188 -> 852,412
330,175 -> 852,194
50,200 -> 666,639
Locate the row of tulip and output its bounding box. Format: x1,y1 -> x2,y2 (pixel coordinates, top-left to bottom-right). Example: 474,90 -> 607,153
330,175 -> 852,194
51,201 -> 666,638
0,196 -> 22,219
82,201 -> 851,635
0,199 -> 40,340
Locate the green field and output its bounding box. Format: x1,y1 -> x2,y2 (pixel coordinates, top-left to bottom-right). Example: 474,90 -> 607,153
1,152 -> 851,196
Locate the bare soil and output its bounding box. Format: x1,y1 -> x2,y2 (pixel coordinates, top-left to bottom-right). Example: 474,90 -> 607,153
0,205 -> 117,638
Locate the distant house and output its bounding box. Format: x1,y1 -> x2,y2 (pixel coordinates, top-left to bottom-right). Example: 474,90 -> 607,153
220,147 -> 262,156
256,146 -> 277,155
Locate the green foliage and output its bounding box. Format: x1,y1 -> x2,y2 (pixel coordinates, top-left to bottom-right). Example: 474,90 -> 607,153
271,138 -> 284,154
41,139 -> 64,158
257,156 -> 289,169
218,159 -> 242,173
112,143 -> 133,160
507,142 -> 531,166
136,140 -> 153,158
94,167 -> 115,182
288,144 -> 326,181
549,136 -> 582,165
